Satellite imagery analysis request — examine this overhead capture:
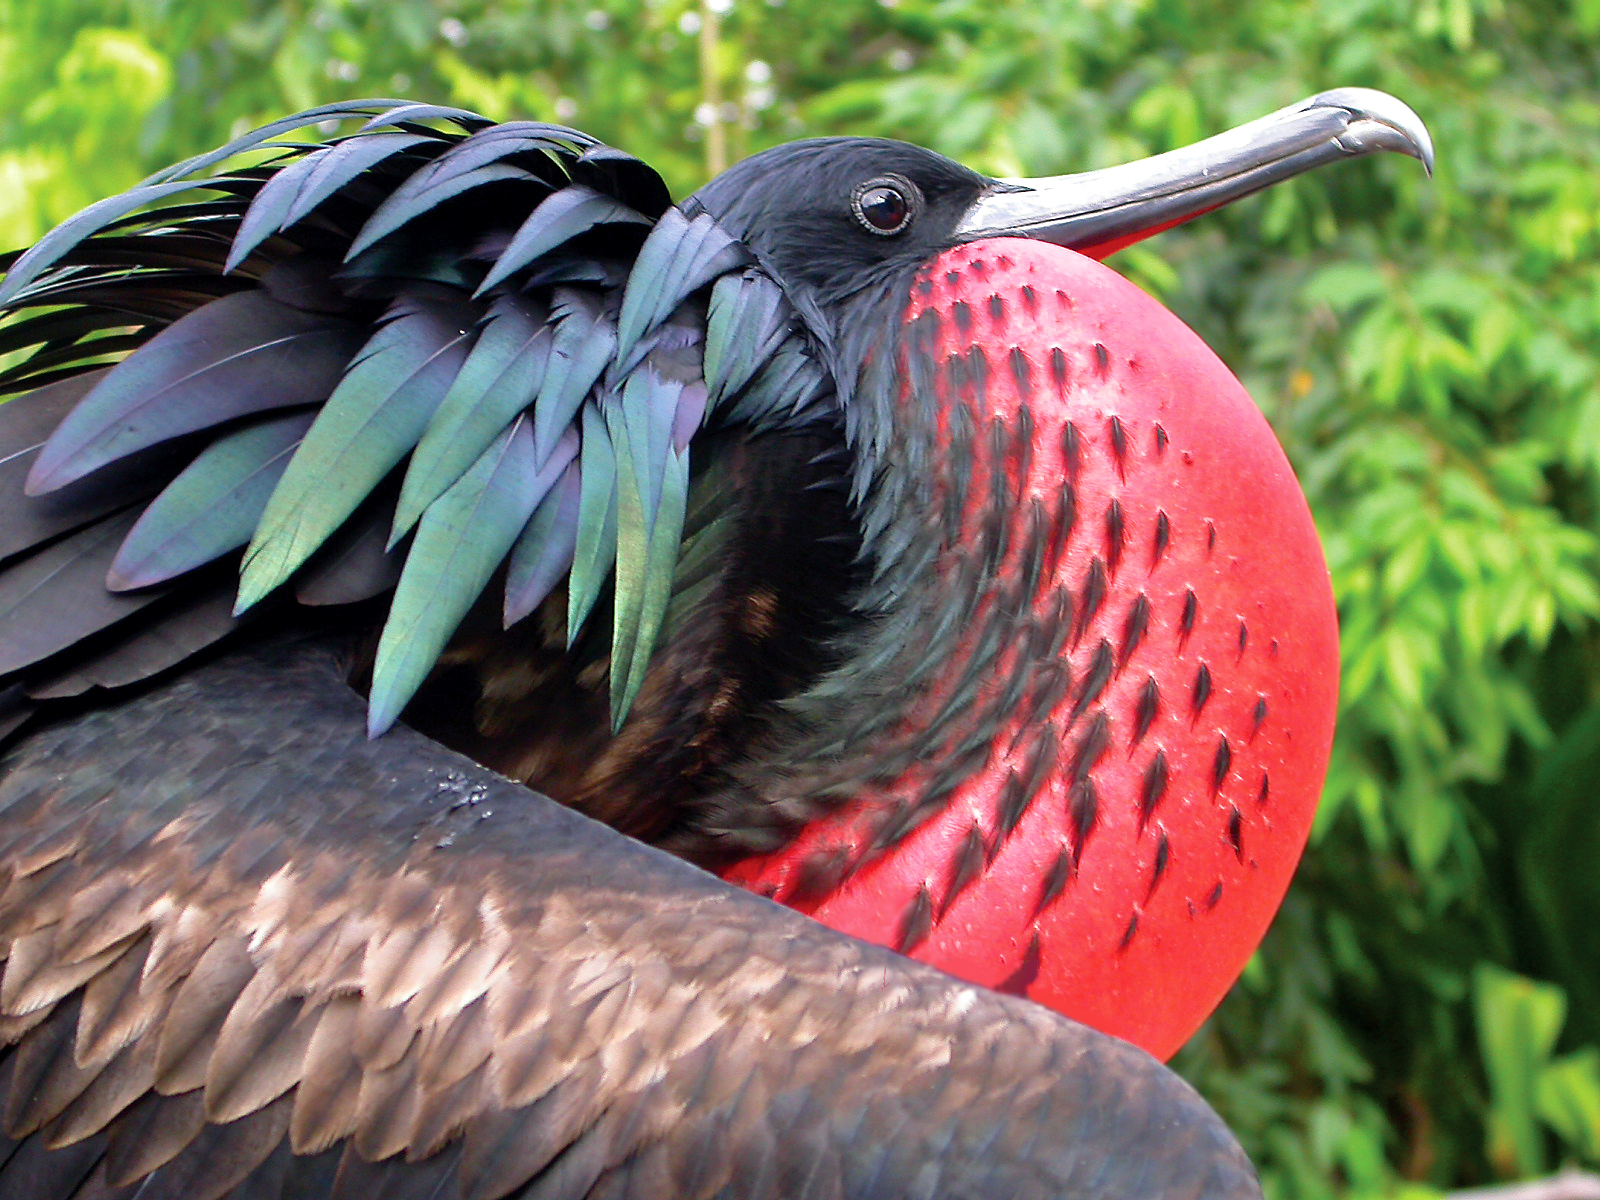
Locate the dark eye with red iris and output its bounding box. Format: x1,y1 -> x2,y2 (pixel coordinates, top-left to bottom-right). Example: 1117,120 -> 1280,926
853,178 -> 916,236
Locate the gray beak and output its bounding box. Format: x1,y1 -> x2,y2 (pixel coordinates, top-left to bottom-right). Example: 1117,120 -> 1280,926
956,87 -> 1433,254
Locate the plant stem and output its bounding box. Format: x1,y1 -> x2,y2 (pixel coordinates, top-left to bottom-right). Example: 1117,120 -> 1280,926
699,0 -> 726,177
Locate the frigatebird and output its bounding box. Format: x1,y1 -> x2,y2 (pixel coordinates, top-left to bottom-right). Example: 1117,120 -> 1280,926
0,86 -> 1430,1199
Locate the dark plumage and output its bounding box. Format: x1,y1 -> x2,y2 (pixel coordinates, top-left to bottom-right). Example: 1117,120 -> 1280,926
0,636 -> 1259,1200
0,88 -> 1434,1197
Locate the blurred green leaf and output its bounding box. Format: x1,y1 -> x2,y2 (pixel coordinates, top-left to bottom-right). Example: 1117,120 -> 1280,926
1537,1048 -> 1600,1161
1475,965 -> 1565,1177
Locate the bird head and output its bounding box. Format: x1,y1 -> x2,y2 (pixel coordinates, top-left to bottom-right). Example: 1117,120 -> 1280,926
692,87 -> 1431,307
688,138 -> 991,311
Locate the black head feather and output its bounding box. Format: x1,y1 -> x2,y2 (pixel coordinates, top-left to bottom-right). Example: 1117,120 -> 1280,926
689,138 -> 990,314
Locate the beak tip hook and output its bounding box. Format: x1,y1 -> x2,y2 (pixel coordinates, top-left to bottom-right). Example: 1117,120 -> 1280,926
1307,86 -> 1435,176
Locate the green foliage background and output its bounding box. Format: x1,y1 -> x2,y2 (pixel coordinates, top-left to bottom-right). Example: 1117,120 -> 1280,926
4,0 -> 1600,1194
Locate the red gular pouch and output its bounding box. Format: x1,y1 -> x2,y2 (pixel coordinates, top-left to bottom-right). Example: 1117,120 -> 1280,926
725,238 -> 1339,1062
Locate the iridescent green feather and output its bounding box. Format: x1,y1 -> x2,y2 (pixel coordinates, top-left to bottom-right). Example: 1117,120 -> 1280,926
237,296 -> 478,612
704,269 -> 791,409
611,441 -> 689,728
567,402 -> 618,645
108,412 -> 315,592
368,415 -> 549,736
392,295 -> 551,541
614,208 -> 747,374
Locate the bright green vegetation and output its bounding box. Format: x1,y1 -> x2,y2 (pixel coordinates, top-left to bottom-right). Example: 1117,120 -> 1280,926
4,1 -> 1599,1195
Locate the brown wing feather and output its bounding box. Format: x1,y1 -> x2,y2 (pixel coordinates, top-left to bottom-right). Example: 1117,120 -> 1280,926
0,634 -> 1259,1200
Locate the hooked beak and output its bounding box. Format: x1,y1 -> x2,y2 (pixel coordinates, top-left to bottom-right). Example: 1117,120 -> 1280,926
956,87 -> 1433,259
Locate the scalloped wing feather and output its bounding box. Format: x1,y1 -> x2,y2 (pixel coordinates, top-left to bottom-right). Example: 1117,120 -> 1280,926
0,638 -> 1261,1199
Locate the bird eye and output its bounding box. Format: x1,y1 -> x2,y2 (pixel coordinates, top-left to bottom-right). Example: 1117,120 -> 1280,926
853,176 -> 918,236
